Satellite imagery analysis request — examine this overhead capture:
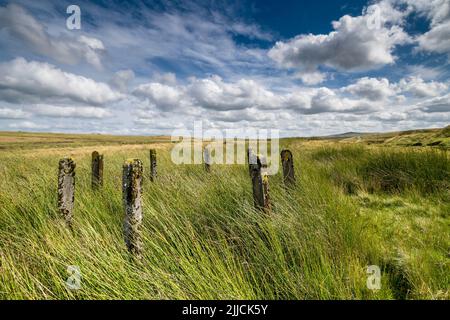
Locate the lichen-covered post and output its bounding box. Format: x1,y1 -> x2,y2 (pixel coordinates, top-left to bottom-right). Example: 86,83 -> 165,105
204,147 -> 211,172
250,155 -> 271,212
91,151 -> 104,189
262,172 -> 271,211
281,149 -> 295,187
58,158 -> 76,226
149,149 -> 157,182
122,159 -> 143,257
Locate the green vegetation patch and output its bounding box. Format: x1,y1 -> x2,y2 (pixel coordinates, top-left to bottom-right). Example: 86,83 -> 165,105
312,146 -> 450,195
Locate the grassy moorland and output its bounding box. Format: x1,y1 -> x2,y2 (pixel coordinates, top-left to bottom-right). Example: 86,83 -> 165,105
0,127 -> 448,299
0,131 -> 171,151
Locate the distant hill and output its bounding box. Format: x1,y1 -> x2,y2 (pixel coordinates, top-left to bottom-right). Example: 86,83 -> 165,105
328,126 -> 450,149
314,131 -> 369,139
2,125 -> 449,151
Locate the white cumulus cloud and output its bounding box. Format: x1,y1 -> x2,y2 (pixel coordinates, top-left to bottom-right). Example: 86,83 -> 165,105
399,76 -> 448,98
33,104 -> 112,119
342,77 -> 396,101
0,58 -> 123,105
268,2 -> 410,78
0,107 -> 30,119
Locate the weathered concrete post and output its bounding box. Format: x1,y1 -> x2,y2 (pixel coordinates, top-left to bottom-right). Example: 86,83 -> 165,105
204,147 -> 211,172
58,158 -> 76,226
262,172 -> 271,211
91,151 -> 104,189
149,149 -> 157,182
281,149 -> 295,187
250,155 -> 271,212
122,159 -> 143,257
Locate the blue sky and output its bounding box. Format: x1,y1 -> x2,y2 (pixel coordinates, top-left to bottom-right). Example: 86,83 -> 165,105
0,0 -> 449,136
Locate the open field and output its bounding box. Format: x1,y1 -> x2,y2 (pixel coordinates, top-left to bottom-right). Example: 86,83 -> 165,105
0,127 -> 449,299
303,126 -> 450,149
0,131 -> 172,151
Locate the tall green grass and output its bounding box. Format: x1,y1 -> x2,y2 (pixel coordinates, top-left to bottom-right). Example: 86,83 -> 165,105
361,149 -> 449,194
311,145 -> 449,299
0,143 -> 448,299
313,145 -> 450,195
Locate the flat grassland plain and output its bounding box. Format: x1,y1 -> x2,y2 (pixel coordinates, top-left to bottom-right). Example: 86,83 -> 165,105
0,127 -> 449,299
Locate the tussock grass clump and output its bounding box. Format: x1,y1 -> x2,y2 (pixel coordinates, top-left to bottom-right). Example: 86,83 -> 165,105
312,145 -> 449,195
360,149 -> 449,195
311,145 -> 366,162
310,144 -> 449,299
439,125 -> 450,138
